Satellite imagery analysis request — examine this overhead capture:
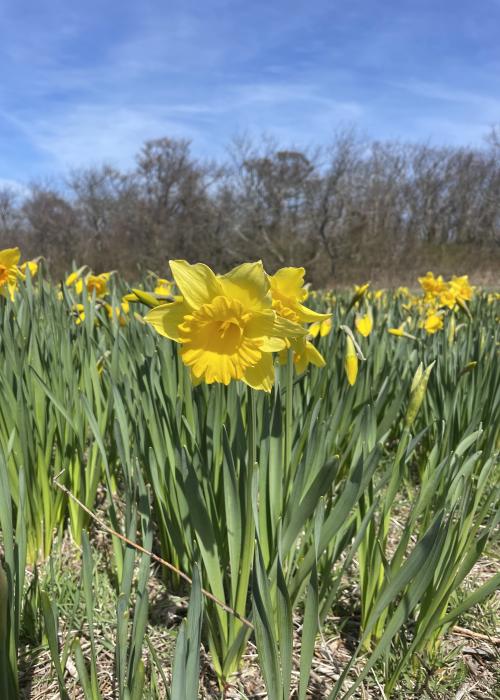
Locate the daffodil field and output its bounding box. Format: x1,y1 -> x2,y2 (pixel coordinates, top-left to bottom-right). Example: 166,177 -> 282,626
0,247 -> 499,699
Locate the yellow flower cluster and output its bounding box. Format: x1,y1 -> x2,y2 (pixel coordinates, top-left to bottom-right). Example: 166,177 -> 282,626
64,267 -> 130,326
418,272 -> 473,305
146,261 -> 332,391
386,272 -> 475,337
0,247 -> 39,300
417,272 -> 474,334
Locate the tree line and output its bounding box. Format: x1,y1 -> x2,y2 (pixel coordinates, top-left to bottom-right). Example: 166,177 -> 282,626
1,128 -> 499,286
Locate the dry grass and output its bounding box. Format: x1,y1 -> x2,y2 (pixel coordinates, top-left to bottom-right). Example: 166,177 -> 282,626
17,523 -> 499,700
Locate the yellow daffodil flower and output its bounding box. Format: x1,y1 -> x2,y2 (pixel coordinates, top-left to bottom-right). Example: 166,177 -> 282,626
421,313 -> 444,334
308,316 -> 332,338
344,335 -> 358,386
449,275 -> 473,303
105,298 -> 130,326
279,336 -> 326,374
355,312 -> 373,337
19,259 -> 39,278
65,268 -> 112,298
418,271 -> 447,298
65,270 -> 81,287
65,267 -> 88,292
154,278 -> 174,296
0,247 -> 22,299
72,304 -> 86,325
86,272 -> 112,298
354,282 -> 370,297
268,266 -> 331,373
146,260 -> 306,391
292,338 -> 326,374
438,289 -> 457,309
268,267 -> 331,324
349,282 -> 370,310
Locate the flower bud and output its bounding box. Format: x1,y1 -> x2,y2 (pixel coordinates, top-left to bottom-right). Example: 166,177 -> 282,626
344,335 -> 358,386
405,361 -> 435,428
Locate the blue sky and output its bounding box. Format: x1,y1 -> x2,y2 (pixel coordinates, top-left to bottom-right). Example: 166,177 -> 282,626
1,0 -> 499,185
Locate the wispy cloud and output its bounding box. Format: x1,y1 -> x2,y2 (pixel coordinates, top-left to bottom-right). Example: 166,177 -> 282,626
0,0 -> 498,180
13,105 -> 203,170
3,81 -> 364,170
396,80 -> 500,113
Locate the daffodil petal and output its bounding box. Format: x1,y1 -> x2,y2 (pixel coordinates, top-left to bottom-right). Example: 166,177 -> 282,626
245,310 -> 277,338
20,260 -> 38,277
271,267 -> 307,299
169,260 -> 222,308
320,318 -> 332,336
308,322 -> 321,338
260,336 -> 286,352
0,247 -> 21,268
295,303 -> 331,322
271,315 -> 307,338
219,261 -> 271,311
304,340 -> 326,368
355,314 -> 373,337
145,300 -> 191,341
242,353 -> 275,392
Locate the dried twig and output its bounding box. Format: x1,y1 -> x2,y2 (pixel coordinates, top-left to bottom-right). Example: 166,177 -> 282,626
453,625 -> 500,645
53,471 -> 254,630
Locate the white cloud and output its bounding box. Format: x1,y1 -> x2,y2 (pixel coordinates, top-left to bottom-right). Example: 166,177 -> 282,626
411,116 -> 492,147
24,104 -> 203,170
396,80 -> 500,115
1,0 -> 498,181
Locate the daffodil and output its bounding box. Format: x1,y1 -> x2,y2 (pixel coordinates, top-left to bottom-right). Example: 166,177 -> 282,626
268,267 -> 330,324
355,312 -> 373,337
0,247 -> 23,300
105,298 -> 130,326
86,272 -> 112,298
438,288 -> 457,309
146,260 -> 306,391
354,282 -> 370,298
308,316 -> 332,338
449,275 -> 473,303
279,336 -> 326,374
348,282 -> 370,310
344,335 -> 358,386
291,338 -> 326,373
72,304 -> 86,325
154,278 -> 174,297
418,272 -> 447,298
268,267 -> 331,373
421,313 -> 444,334
19,259 -> 39,278
65,268 -> 112,298
65,267 -> 88,293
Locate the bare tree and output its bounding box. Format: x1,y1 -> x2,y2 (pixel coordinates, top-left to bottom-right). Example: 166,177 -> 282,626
0,187 -> 22,242
0,131 -> 498,285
